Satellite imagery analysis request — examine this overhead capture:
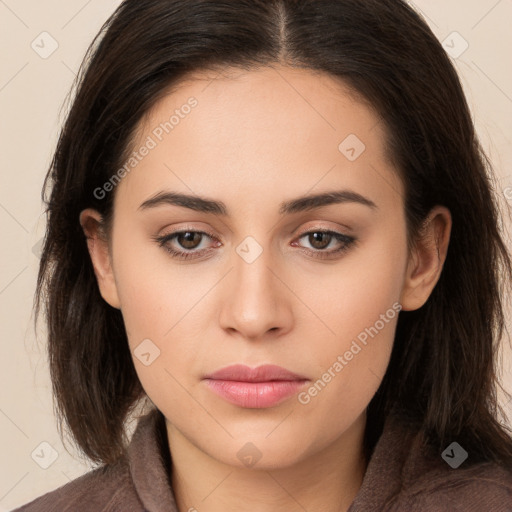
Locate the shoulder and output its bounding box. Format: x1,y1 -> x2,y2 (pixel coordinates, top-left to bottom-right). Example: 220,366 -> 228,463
11,457 -> 143,512
390,461 -> 512,511
351,408 -> 512,511
12,408 -> 171,512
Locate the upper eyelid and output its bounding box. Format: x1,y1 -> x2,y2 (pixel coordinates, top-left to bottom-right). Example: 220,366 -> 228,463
160,219 -> 353,237
159,227 -> 353,246
160,226 -> 350,237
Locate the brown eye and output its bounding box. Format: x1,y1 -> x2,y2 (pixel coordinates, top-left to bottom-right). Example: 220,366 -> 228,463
153,229 -> 219,260
293,229 -> 357,260
176,231 -> 203,250
307,232 -> 333,250
154,228 -> 356,262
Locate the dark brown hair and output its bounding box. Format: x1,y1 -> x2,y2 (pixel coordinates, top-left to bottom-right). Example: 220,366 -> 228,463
35,0 -> 512,468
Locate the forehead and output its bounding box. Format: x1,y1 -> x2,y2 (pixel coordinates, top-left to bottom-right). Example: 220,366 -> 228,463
115,65 -> 403,214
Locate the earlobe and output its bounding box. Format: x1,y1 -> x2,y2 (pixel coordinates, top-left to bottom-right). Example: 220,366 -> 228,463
400,206 -> 452,311
79,208 -> 121,309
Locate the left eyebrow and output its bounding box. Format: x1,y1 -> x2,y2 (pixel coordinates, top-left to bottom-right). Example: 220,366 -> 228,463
138,189 -> 378,216
279,190 -> 378,214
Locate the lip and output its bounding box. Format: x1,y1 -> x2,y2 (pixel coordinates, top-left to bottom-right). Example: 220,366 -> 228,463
204,364 -> 308,382
203,364 -> 309,408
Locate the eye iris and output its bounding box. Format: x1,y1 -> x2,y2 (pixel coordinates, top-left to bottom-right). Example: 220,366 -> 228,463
178,232 -> 202,249
309,232 -> 331,249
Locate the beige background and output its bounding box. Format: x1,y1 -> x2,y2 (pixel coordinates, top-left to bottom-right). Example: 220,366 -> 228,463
1,0 -> 511,508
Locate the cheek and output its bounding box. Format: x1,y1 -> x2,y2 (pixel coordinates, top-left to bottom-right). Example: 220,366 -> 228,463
112,224 -> 198,336
309,228 -> 406,340
295,233 -> 405,413
109,236 -> 191,381
293,307 -> 398,452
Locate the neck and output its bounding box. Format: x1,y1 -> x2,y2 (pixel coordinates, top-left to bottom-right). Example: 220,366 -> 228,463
166,411 -> 368,512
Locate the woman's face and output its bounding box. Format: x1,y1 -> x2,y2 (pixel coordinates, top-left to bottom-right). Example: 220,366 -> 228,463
83,65 -> 445,469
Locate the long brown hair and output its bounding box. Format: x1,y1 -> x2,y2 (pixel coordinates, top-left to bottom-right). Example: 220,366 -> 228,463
35,0 -> 512,468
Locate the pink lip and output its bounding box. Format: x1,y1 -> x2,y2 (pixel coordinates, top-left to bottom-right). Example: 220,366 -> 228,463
203,364 -> 309,408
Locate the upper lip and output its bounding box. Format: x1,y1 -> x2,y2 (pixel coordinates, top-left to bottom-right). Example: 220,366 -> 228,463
204,364 -> 308,382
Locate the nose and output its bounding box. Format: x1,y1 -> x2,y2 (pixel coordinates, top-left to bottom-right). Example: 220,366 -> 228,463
218,239 -> 293,341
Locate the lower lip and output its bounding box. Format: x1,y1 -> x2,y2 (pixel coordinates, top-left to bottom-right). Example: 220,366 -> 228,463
204,379 -> 308,408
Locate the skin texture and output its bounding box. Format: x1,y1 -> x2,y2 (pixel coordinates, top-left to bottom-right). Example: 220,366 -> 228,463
80,64 -> 452,512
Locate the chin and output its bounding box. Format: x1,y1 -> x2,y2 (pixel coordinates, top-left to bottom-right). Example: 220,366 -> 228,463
209,436 -> 311,471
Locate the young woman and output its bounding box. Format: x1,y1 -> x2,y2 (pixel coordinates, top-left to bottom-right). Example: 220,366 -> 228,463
15,0 -> 512,510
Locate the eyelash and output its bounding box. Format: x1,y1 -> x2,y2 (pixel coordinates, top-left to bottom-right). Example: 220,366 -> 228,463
153,228 -> 357,261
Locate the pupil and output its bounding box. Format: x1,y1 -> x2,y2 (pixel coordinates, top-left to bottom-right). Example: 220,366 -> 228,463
311,232 -> 330,249
181,232 -> 199,248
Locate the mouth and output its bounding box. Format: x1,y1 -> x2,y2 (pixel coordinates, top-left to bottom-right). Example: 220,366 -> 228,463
203,364 -> 309,408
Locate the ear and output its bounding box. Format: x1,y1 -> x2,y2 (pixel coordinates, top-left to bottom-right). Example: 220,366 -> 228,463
79,208 -> 121,309
400,205 -> 452,311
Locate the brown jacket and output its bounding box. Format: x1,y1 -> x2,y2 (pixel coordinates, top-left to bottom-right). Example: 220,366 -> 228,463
13,408 -> 512,511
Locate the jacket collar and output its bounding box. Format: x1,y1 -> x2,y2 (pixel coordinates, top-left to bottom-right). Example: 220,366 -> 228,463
128,408 -> 179,511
